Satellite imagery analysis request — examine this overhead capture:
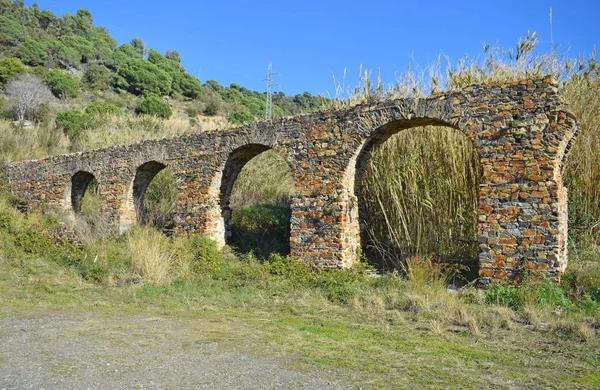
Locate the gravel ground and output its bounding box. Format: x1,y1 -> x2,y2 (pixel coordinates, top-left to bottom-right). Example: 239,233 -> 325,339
0,311 -> 350,389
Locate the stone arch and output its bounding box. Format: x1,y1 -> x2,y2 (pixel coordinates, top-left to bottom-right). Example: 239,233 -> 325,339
70,170 -> 95,213
119,160 -> 168,232
555,111 -> 580,180
217,143 -> 293,246
132,160 -> 168,224
343,115 -> 483,268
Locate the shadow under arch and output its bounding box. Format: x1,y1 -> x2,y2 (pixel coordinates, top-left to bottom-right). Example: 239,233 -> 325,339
133,161 -> 167,224
71,170 -> 95,213
218,143 -> 293,253
350,117 -> 483,272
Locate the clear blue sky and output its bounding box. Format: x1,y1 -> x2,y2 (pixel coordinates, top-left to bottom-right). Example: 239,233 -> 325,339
29,0 -> 600,96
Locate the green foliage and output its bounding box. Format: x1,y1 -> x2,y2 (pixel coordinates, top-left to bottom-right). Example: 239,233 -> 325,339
562,263 -> 600,303
203,101 -> 219,116
18,39 -> 47,66
165,49 -> 180,63
117,58 -> 172,96
56,33 -> 95,66
113,43 -> 142,66
44,69 -> 79,98
228,109 -> 254,125
82,63 -> 113,90
485,286 -> 523,309
0,15 -> 27,45
535,279 -> 573,310
55,109 -> 86,138
37,9 -> 58,30
230,204 -> 291,258
14,229 -> 51,254
205,79 -> 223,91
486,280 -> 573,311
135,95 -> 172,119
85,101 -> 122,116
147,49 -> 184,73
171,72 -> 202,99
144,169 -> 178,229
0,57 -> 25,85
57,102 -> 123,139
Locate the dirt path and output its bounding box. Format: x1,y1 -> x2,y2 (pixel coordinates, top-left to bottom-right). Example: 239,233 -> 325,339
0,311 -> 349,389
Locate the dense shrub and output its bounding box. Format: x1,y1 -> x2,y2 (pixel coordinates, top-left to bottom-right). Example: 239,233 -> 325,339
135,95 -> 172,119
144,169 -> 178,229
228,110 -> 253,125
55,109 -> 86,138
44,69 -> 79,98
171,72 -> 202,98
0,57 -> 25,85
85,101 -> 123,116
18,39 -> 47,66
230,204 -> 291,258
117,58 -> 172,96
82,63 -> 113,90
203,101 -> 219,116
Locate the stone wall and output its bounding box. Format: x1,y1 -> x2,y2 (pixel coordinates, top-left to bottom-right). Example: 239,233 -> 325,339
5,76 -> 578,285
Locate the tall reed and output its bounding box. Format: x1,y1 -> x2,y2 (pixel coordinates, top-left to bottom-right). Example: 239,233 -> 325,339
361,126 -> 481,268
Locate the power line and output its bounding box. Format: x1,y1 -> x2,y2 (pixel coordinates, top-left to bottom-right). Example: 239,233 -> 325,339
261,62 -> 279,120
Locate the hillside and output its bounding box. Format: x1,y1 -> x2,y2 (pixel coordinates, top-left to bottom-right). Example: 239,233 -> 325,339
0,0 -> 322,135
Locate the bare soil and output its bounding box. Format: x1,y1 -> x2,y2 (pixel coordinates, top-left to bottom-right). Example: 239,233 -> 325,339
0,310 -> 349,389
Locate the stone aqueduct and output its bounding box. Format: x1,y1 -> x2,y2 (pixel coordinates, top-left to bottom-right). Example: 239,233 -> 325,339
5,76 -> 578,285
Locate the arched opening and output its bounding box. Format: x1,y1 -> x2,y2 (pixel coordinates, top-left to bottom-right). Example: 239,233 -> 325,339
353,120 -> 482,278
220,144 -> 294,257
71,171 -> 96,214
132,161 -> 168,225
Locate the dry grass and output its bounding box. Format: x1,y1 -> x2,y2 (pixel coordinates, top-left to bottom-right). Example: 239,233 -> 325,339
229,149 -> 295,208
127,227 -> 175,285
0,121 -> 69,161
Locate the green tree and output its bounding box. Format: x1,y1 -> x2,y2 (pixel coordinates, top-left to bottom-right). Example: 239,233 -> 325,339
44,69 -> 79,98
116,58 -> 172,96
171,72 -> 202,98
203,101 -> 219,116
148,49 -> 183,73
82,63 -> 113,90
205,79 -> 223,91
18,40 -> 47,66
0,57 -> 25,85
58,33 -> 95,65
130,38 -> 146,57
135,95 -> 172,119
37,9 -> 58,30
113,43 -> 142,67
0,15 -> 27,46
165,49 -> 180,63
228,110 -> 254,125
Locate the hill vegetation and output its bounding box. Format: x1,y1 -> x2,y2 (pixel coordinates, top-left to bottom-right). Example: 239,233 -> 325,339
0,0 -> 322,132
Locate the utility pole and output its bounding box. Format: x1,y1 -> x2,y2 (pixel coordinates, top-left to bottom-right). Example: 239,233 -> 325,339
262,62 -> 279,120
